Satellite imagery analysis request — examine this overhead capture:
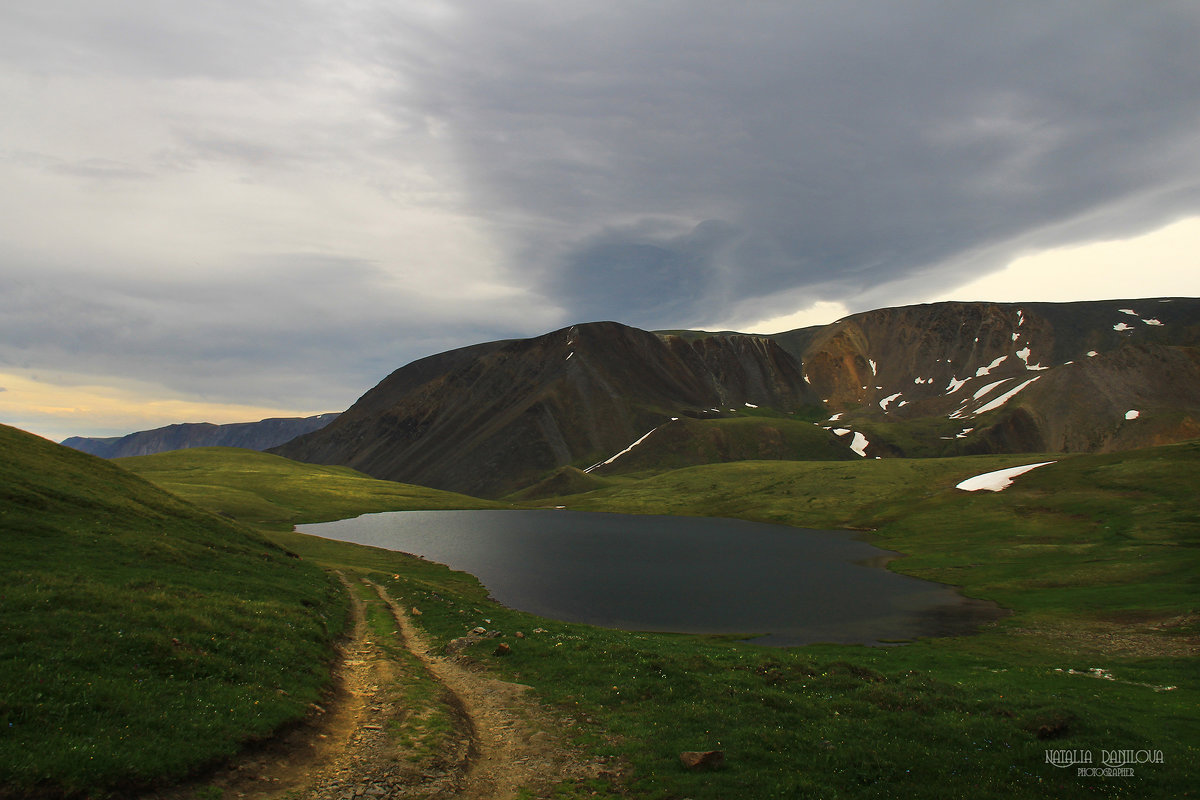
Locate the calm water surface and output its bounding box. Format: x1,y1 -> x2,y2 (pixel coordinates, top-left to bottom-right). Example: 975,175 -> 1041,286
296,510 -> 999,646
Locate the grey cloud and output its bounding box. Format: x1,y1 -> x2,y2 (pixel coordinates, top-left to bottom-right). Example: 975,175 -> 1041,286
388,1 -> 1200,325
0,1 -> 340,81
51,158 -> 154,182
0,253 -> 527,412
3,151 -> 153,182
555,219 -> 741,327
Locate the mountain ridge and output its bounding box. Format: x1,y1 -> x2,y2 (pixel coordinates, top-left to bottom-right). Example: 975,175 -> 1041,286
272,297 -> 1200,497
274,321 -> 817,497
63,412 -> 340,458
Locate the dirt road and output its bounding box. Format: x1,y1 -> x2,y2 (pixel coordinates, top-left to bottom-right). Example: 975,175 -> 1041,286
148,574 -> 613,800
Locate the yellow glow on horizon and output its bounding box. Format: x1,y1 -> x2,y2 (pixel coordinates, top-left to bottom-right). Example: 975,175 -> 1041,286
934,216 -> 1200,303
0,371 -> 325,443
734,300 -> 853,335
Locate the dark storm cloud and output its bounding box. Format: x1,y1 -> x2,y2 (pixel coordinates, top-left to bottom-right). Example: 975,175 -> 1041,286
556,219 -> 741,326
389,0 -> 1200,325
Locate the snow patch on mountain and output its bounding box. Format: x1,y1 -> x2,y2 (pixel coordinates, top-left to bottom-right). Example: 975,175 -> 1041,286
956,461 -> 1055,492
585,426 -> 661,472
850,432 -> 869,457
975,356 -> 1007,377
973,379 -> 1010,399
1125,410 -> 1140,420
976,376 -> 1042,414
1143,318 -> 1164,326
880,392 -> 903,411
1015,346 -> 1049,371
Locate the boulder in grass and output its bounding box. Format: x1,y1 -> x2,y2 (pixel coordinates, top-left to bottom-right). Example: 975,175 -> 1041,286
679,750 -> 724,770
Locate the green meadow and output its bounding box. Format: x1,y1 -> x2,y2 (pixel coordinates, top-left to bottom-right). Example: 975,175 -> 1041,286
116,446 -> 507,529
2,426 -> 1197,797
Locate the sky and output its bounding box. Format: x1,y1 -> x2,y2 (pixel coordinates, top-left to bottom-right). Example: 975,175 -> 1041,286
2,1 -> 1199,442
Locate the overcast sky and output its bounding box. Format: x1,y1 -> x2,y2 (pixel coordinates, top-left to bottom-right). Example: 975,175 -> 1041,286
3,1 -> 1200,441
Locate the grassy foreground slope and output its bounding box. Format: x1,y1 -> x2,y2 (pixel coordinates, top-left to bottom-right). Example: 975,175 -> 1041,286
0,426 -> 347,797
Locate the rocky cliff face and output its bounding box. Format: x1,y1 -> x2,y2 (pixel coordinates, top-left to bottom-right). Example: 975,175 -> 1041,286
62,413 -> 340,458
274,298 -> 1200,497
773,298 -> 1200,457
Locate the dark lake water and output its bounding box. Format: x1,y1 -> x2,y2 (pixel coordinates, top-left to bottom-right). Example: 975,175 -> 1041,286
295,510 -> 1001,646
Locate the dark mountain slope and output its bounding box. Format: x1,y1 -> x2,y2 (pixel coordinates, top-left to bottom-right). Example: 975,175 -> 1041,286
274,321 -> 818,497
963,341 -> 1200,454
62,412 -> 340,458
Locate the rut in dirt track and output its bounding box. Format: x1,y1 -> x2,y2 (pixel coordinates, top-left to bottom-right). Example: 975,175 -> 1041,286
143,573 -> 613,800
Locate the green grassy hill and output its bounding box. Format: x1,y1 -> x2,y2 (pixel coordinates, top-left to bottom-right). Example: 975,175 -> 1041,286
583,415 -> 860,476
0,426 -> 346,797
117,446 -> 508,530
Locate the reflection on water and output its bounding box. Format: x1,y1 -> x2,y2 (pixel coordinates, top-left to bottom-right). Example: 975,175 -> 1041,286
296,510 -> 1003,646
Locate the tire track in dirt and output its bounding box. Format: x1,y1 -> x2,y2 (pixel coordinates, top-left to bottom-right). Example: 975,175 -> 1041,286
146,574 -> 612,800
366,579 -> 608,800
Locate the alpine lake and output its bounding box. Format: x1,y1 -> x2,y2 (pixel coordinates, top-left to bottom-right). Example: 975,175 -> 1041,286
296,509 -> 1002,646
